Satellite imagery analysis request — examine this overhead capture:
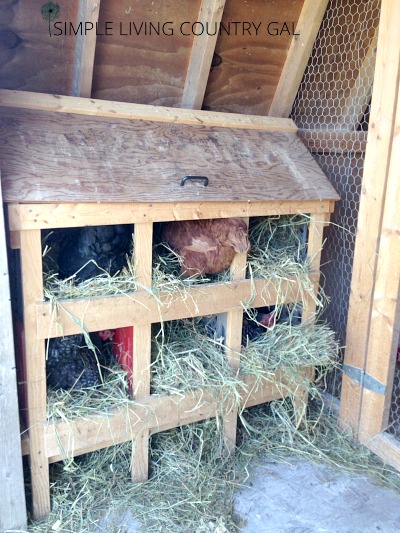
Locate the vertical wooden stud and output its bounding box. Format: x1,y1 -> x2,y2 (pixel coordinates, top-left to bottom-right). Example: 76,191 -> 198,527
131,222 -> 153,482
20,229 -> 49,519
357,73 -> 400,441
340,0 -> 400,436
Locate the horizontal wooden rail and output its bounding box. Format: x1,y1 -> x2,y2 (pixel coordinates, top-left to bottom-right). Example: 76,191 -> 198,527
20,371 -> 311,462
36,277 -> 318,338
8,201 -> 335,231
0,89 -> 297,132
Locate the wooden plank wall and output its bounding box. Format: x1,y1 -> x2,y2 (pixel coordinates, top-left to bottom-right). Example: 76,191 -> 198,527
0,175 -> 27,530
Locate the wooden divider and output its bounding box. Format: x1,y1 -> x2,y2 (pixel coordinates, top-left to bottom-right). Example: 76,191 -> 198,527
131,222 -> 153,482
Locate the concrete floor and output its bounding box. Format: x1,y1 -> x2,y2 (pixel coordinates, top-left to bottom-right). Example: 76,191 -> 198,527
234,459 -> 400,533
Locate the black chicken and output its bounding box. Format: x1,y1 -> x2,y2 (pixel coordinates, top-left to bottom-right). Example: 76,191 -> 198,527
46,330 -> 115,390
56,225 -> 133,281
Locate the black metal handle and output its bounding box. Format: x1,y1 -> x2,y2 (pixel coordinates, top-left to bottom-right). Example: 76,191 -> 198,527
180,175 -> 209,187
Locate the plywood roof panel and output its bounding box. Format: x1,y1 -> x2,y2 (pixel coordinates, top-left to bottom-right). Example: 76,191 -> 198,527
0,0 -> 77,94
91,0 -> 200,106
203,0 -> 304,115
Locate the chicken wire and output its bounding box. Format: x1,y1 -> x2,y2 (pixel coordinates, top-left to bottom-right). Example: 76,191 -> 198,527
290,0 -> 380,399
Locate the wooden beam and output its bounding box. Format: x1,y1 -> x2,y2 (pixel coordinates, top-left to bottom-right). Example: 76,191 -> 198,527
268,0 -> 329,118
8,201 -> 334,232
71,0 -> 101,97
42,371 -> 309,462
181,0 -> 226,109
0,89 -> 297,132
340,0 -> 400,437
0,176 -> 27,531
36,276 -> 319,339
357,72 -> 400,440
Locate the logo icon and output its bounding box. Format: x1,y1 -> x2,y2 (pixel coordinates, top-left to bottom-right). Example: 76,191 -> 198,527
41,2 -> 61,37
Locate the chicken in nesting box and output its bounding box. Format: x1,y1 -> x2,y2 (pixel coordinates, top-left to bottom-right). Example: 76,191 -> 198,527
162,218 -> 250,277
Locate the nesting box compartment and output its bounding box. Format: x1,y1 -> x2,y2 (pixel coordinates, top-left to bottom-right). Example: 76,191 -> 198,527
0,96 -> 339,519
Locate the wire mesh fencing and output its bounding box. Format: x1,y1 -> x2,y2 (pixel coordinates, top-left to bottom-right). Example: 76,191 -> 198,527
290,0 -> 380,399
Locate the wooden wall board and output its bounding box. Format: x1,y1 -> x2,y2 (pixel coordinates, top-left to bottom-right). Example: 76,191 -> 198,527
0,89 -> 297,131
0,177 -> 27,531
0,108 -> 339,204
203,0 -> 304,115
0,0 -> 77,95
91,0 -> 200,106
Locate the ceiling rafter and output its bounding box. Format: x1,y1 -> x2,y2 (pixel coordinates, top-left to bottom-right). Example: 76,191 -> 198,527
181,0 -> 226,110
71,0 -> 101,97
268,0 -> 329,118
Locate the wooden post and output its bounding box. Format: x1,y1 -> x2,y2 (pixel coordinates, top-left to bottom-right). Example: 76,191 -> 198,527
223,219 -> 248,453
0,177 -> 27,530
71,0 -> 101,97
20,229 -> 50,519
357,69 -> 400,442
181,0 -> 226,109
294,212 -> 326,424
131,222 -> 153,482
268,0 -> 329,118
340,0 -> 400,437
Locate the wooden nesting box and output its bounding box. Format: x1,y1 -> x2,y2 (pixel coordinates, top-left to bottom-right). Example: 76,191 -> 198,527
0,90 -> 339,519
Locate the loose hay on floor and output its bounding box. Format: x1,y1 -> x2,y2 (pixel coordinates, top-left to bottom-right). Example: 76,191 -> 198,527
27,402 -> 400,533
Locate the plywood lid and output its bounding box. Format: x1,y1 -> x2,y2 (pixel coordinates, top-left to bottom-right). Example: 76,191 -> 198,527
0,107 -> 339,203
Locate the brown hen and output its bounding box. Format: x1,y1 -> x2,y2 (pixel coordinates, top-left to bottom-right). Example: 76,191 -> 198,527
162,218 -> 250,278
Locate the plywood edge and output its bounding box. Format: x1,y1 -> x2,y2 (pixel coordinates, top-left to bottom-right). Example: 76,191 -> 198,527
0,89 -> 297,132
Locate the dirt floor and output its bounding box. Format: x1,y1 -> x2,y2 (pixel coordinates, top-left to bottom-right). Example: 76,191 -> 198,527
234,458 -> 400,533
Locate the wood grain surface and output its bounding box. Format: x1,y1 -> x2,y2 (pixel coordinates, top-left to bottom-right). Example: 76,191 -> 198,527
0,107 -> 338,203
203,0 -> 304,115
0,0 -> 77,95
